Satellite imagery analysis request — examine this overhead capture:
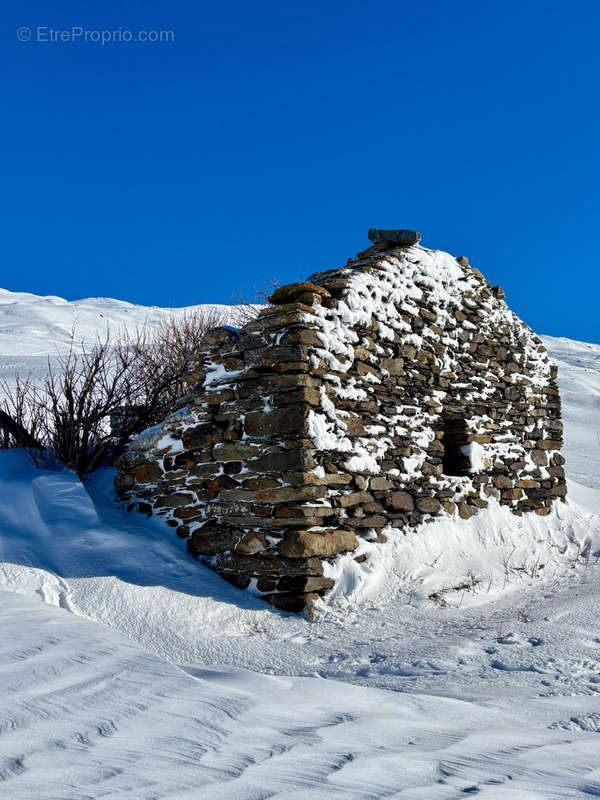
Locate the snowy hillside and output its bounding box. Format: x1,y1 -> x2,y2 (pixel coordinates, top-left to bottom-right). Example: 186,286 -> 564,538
0,287 -> 238,354
0,287 -> 238,391
541,335 -> 600,490
1,286 -> 600,798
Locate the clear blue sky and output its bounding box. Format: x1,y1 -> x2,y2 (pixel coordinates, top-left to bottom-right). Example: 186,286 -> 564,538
3,0 -> 599,342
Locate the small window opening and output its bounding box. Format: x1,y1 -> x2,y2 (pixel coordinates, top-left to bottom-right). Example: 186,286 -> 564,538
441,416 -> 471,476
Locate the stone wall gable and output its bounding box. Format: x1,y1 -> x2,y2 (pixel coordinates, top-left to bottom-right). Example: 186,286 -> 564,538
115,231 -> 566,611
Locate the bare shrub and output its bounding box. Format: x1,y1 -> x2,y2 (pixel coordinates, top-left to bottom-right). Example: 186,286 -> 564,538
0,336 -> 141,473
115,306 -> 231,439
0,305 -> 241,475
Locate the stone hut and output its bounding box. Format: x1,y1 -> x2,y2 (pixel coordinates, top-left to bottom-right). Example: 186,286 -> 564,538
115,230 -> 566,611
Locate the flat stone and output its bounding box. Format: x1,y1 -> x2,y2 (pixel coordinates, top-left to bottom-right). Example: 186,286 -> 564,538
244,406 -> 308,437
200,388 -> 235,406
154,492 -> 196,509
241,477 -> 281,491
173,451 -> 204,470
550,484 -> 567,496
133,462 -> 164,484
536,439 -> 563,450
246,345 -> 308,368
220,485 -> 327,503
202,326 -> 240,346
277,387 -> 321,407
173,506 -> 204,520
458,503 -> 478,519
250,447 -> 315,473
369,477 -> 394,491
275,504 -> 332,519
269,282 -> 331,305
385,491 -> 414,512
531,449 -> 548,466
182,424 -> 219,451
416,498 -> 441,514
278,529 -> 358,558
345,514 -> 388,528
188,523 -> 242,556
335,490 -> 373,508
215,553 -> 324,577
309,472 -> 353,487
207,474 -> 240,490
213,442 -> 261,461
469,434 -> 493,444
235,531 -> 269,555
367,228 -> 421,246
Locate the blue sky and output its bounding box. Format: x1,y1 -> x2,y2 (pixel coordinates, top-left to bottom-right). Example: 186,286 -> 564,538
3,0 -> 599,342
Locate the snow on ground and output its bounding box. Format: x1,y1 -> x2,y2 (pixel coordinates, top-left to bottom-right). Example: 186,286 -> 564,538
1,287 -> 600,798
3,456 -> 600,799
10,590 -> 600,800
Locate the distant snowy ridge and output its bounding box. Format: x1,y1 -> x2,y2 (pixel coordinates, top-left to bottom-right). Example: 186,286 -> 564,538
0,288 -> 243,401
0,286 -> 238,358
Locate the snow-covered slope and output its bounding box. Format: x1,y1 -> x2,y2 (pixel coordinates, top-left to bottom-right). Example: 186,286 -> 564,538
541,335 -> 600,489
0,287 -> 237,354
0,287 -> 238,392
1,286 -> 600,798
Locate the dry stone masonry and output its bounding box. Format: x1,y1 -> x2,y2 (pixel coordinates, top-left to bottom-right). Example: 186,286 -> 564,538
115,231 -> 566,612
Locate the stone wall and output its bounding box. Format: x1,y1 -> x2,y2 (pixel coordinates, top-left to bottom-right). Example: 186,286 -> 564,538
115,232 -> 566,611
